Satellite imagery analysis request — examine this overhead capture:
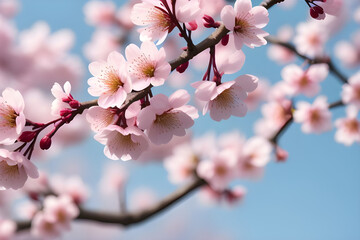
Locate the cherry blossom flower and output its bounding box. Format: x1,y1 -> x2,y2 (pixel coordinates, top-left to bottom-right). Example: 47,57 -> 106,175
335,31 -> 360,68
88,51 -> 132,108
137,89 -> 198,145
293,96 -> 332,134
341,71 -> 360,109
0,0 -> 19,18
126,41 -> 171,91
42,195 -> 79,230
31,212 -> 62,239
267,25 -> 295,64
51,81 -> 80,117
51,175 -> 90,204
131,0 -> 201,44
0,149 -> 39,190
224,185 -> 247,205
334,106 -> 360,146
94,125 -> 149,161
83,1 -> 116,26
237,137 -> 272,179
197,150 -> 237,191
192,75 -> 258,121
84,30 -> 121,61
282,64 -> 328,97
294,21 -> 329,57
0,88 -> 26,145
0,219 -> 16,240
164,143 -> 200,184
221,0 -> 269,49
86,106 -> 118,133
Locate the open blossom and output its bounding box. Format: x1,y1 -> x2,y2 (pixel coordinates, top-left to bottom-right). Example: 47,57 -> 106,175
192,75 -> 258,121
126,41 -> 171,91
31,212 -> 62,239
42,195 -> 79,230
267,25 -> 295,64
294,21 -> 328,57
86,106 -> 118,133
88,51 -> 132,108
197,150 -> 237,191
334,106 -> 360,146
0,88 -> 26,145
51,175 -> 90,205
94,125 -> 149,161
294,96 -> 332,134
131,0 -> 201,44
237,137 -> 272,179
164,144 -> 200,184
221,0 -> 269,49
335,31 -> 360,68
282,64 -> 328,97
341,71 -> 360,109
0,149 -> 39,190
83,1 -> 116,26
138,89 -> 198,145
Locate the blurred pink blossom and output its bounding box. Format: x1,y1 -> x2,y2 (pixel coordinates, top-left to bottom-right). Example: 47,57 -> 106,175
294,96 -> 332,134
334,106 -> 360,146
342,71 -> 360,109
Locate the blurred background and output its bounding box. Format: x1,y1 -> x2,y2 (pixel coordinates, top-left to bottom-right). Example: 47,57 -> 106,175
2,0 -> 359,239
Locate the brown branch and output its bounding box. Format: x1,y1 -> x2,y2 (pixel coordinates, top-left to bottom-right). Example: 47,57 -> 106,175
261,0 -> 285,9
16,177 -> 206,231
265,35 -> 349,84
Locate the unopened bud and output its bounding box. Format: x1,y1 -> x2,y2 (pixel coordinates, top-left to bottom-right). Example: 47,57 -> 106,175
18,131 -> 37,142
60,108 -> 72,117
176,61 -> 189,73
310,8 -> 319,19
69,100 -> 81,109
276,146 -> 288,162
40,135 -> 52,150
221,34 -> 229,46
186,21 -> 198,31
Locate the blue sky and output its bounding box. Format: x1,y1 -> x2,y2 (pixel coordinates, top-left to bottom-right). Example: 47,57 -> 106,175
14,0 -> 360,239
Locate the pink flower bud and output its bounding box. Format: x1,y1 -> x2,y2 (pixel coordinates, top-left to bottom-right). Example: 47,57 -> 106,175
69,100 -> 81,109
221,34 -> 229,46
40,136 -> 52,150
313,6 -> 324,14
18,131 -> 37,142
203,14 -> 215,25
275,146 -> 288,162
176,61 -> 189,73
60,109 -> 72,117
62,96 -> 72,103
187,20 -> 198,31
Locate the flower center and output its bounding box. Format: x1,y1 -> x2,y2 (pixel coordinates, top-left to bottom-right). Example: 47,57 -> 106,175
215,164 -> 227,176
151,7 -> 174,32
142,64 -> 156,78
310,110 -> 321,123
345,119 -> 359,132
299,76 -> 309,87
234,18 -> 250,34
0,103 -> 18,128
154,112 -> 178,128
0,161 -> 19,176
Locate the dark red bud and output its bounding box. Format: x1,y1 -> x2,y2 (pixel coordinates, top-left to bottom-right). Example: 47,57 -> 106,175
18,131 -> 37,142
62,96 -> 71,103
187,21 -> 198,31
176,61 -> 189,73
203,14 -> 215,24
221,34 -> 229,46
60,108 -> 72,117
40,135 -> 52,150
313,6 -> 324,14
69,100 -> 81,109
310,8 -> 319,19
